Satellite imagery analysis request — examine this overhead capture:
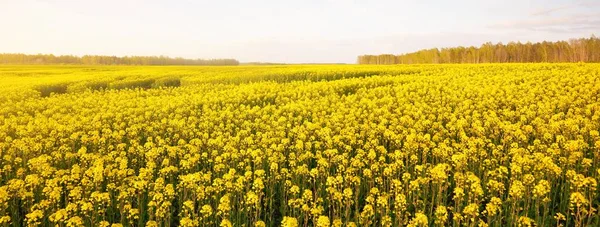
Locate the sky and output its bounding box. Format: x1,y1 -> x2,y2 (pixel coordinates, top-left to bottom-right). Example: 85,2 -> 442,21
0,0 -> 598,63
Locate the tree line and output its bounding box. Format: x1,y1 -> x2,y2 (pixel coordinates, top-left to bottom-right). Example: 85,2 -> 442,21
358,36 -> 600,64
0,53 -> 239,66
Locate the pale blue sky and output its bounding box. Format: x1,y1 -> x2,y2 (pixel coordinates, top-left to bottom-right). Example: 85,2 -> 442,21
0,0 -> 598,63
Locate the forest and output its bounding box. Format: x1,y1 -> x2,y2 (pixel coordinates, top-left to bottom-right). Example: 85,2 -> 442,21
358,36 -> 600,64
0,53 -> 239,66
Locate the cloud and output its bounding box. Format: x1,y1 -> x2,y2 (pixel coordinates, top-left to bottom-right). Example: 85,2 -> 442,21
531,0 -> 600,16
488,0 -> 600,34
489,11 -> 600,33
530,5 -> 573,16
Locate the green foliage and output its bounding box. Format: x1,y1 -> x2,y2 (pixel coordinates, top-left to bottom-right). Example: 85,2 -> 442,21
35,83 -> 68,97
154,77 -> 181,88
67,80 -> 110,93
108,78 -> 156,90
86,81 -> 109,91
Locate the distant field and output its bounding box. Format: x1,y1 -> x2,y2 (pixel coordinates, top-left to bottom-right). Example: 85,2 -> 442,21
1,64 -> 599,226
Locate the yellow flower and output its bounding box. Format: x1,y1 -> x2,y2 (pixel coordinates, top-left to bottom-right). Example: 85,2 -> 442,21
290,185 -> 300,195
246,191 -> 260,207
509,180 -> 525,200
219,219 -> 233,227
145,221 -> 158,227
281,216 -> 299,227
316,216 -> 330,227
407,213 -> 428,227
200,205 -> 213,218
332,218 -> 343,227
255,220 -> 266,227
179,217 -> 196,227
463,203 -> 480,221
569,192 -> 588,208
532,180 -> 551,200
430,164 -> 450,184
66,216 -> 83,227
485,197 -> 503,217
359,204 -> 374,226
0,216 -> 11,224
49,209 -> 68,224
217,194 -> 231,217
517,216 -> 534,227
434,206 -> 448,225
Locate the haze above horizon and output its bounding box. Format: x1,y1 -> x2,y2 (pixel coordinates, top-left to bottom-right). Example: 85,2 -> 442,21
1,0 -> 598,64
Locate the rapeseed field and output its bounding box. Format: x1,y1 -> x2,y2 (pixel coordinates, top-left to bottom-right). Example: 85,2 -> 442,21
0,64 -> 599,226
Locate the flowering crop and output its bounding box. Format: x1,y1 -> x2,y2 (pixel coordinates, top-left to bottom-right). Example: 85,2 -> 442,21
0,63 -> 599,226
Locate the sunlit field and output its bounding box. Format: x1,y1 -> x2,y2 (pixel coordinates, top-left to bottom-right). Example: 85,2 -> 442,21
1,64 -> 599,226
